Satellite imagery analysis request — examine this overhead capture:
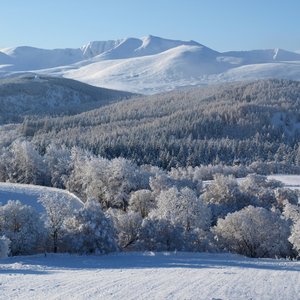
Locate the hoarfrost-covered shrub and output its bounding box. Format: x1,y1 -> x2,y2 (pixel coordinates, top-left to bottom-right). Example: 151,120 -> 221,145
0,200 -> 45,255
39,192 -> 73,253
0,236 -> 10,258
108,209 -> 142,250
202,174 -> 245,222
65,199 -> 117,254
214,205 -> 291,258
289,220 -> 300,256
128,189 -> 155,218
137,217 -> 184,251
152,187 -> 211,231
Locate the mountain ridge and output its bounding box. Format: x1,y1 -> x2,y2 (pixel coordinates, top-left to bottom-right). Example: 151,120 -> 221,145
1,35 -> 300,94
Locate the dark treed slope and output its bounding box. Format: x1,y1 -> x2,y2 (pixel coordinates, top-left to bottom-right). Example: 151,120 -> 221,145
0,74 -> 134,124
21,79 -> 300,169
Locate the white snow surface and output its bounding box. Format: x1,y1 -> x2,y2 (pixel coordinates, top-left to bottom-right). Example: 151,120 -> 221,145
267,175 -> 300,190
0,252 -> 299,300
1,35 -> 300,94
0,182 -> 83,213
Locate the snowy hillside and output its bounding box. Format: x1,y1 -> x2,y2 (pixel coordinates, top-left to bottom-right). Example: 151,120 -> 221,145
1,35 -> 300,93
0,74 -> 133,124
59,45 -> 231,93
0,252 -> 299,300
0,182 -> 83,213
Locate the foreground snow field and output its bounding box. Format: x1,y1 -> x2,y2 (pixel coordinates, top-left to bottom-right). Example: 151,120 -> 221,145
0,252 -> 299,300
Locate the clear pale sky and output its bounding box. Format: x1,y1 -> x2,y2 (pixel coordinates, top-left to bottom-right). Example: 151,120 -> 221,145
1,0 -> 299,52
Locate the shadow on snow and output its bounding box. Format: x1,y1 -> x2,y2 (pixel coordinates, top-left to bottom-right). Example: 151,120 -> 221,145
0,252 -> 299,275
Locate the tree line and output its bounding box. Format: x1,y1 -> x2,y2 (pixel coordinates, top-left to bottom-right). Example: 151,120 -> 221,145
1,148 -> 300,259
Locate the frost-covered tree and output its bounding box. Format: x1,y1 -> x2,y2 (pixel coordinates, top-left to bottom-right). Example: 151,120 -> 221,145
184,228 -> 216,252
0,200 -> 45,255
282,202 -> 300,224
128,189 -> 155,218
137,217 -> 184,251
44,144 -> 72,188
39,192 -> 73,253
202,174 -> 246,222
214,205 -> 291,258
65,199 -> 117,254
109,209 -> 142,249
66,151 -> 143,210
282,202 -> 300,256
149,174 -> 175,195
240,174 -> 285,209
65,147 -> 99,200
289,220 -> 300,256
152,187 -> 211,231
274,188 -> 299,209
104,158 -> 141,210
0,236 -> 11,258
7,140 -> 49,185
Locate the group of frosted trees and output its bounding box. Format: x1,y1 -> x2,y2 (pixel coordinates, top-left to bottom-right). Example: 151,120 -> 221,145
0,197 -> 118,258
1,147 -> 300,259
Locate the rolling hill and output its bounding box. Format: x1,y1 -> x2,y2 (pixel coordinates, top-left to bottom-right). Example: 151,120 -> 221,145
0,74 -> 134,124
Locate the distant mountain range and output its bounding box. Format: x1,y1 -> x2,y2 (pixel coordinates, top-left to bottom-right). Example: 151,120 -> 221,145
1,35 -> 300,93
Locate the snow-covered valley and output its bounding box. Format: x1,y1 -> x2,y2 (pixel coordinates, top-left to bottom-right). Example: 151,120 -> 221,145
1,252 -> 300,300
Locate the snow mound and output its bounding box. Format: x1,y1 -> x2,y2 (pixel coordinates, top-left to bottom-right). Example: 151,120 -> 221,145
0,182 -> 83,213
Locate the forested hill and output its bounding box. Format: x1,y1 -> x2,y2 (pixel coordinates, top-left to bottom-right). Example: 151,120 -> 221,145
0,74 -> 134,124
21,79 -> 300,169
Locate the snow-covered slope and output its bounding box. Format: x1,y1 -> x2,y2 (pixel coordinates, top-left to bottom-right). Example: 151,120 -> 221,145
1,35 -> 300,94
0,252 -> 299,299
0,183 -> 83,213
223,48 -> 300,64
57,45 -> 231,93
215,61 -> 300,83
0,74 -> 133,124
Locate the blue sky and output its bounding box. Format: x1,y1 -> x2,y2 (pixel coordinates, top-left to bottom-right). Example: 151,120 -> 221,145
1,0 -> 299,52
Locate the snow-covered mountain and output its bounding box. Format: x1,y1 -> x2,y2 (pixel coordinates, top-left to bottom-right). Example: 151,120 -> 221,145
1,35 -> 300,93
